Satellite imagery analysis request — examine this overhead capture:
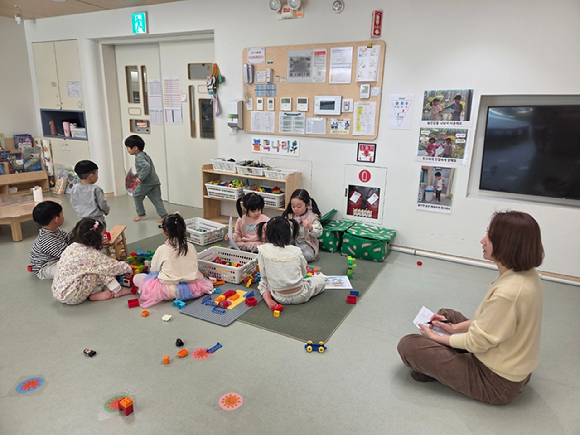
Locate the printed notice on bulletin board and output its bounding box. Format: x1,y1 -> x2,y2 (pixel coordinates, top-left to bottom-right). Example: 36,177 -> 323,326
67,81 -> 82,98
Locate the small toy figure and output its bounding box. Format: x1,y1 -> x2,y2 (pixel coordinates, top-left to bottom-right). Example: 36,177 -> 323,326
83,348 -> 97,357
176,338 -> 184,347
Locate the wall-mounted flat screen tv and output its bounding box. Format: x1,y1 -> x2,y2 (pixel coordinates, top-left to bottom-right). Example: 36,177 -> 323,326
481,106 -> 580,201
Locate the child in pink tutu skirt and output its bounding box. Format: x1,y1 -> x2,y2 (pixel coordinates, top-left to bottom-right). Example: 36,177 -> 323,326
133,213 -> 213,308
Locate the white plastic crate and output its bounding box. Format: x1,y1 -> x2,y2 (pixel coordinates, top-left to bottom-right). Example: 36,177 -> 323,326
211,158 -> 237,173
197,247 -> 258,284
263,168 -> 299,180
243,188 -> 285,208
184,218 -> 226,246
236,165 -> 265,176
205,183 -> 245,201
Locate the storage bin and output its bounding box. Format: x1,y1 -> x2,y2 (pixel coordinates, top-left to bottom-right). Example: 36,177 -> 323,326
263,168 -> 299,180
197,247 -> 258,284
184,218 -> 226,246
340,223 -> 397,262
318,220 -> 357,253
236,165 -> 265,176
243,188 -> 285,208
205,183 -> 245,201
211,158 -> 237,173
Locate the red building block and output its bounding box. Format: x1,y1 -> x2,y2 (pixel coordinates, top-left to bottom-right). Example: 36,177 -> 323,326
119,397 -> 134,416
223,290 -> 237,299
245,296 -> 258,307
127,298 -> 140,308
271,304 -> 284,312
346,295 -> 357,304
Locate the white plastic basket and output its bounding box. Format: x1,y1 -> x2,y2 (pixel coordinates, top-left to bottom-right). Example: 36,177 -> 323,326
236,165 -> 265,176
197,247 -> 258,284
243,188 -> 285,208
205,183 -> 245,201
211,158 -> 237,173
263,168 -> 299,180
184,217 -> 226,246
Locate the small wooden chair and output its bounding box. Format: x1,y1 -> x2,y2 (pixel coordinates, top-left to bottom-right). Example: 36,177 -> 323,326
104,225 -> 128,260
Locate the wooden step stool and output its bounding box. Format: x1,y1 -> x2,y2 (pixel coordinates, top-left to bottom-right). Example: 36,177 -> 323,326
104,225 -> 127,260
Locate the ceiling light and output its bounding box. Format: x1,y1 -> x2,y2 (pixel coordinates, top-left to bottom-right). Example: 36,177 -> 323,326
332,0 -> 344,14
269,0 -> 281,12
288,0 -> 301,10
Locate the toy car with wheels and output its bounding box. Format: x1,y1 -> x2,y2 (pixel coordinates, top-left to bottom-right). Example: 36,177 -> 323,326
304,340 -> 326,353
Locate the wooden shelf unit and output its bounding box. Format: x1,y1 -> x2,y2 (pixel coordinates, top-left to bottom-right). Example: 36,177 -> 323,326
0,138 -> 49,197
202,164 -> 302,223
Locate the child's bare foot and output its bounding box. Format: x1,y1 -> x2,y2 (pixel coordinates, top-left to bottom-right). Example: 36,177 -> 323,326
89,290 -> 114,301
133,215 -> 146,222
157,216 -> 167,223
113,288 -> 133,298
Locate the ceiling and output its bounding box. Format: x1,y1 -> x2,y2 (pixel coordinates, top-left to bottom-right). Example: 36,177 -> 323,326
1,0 -> 182,21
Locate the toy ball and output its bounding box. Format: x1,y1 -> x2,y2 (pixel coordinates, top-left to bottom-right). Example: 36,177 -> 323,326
417,261 -> 423,266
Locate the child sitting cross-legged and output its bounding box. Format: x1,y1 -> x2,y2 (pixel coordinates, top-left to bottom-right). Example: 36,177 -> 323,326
256,216 -> 326,309
224,192 -> 270,252
52,219 -> 133,304
133,213 -> 213,308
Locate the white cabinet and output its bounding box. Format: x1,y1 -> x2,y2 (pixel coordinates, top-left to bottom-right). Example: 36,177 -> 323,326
50,138 -> 90,169
32,40 -> 84,111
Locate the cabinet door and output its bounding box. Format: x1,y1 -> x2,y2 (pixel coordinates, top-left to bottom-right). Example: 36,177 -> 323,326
50,138 -> 90,169
32,42 -> 61,110
54,40 -> 84,111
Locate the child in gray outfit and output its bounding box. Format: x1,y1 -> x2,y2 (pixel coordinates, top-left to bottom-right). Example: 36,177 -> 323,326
125,135 -> 168,223
70,160 -> 109,226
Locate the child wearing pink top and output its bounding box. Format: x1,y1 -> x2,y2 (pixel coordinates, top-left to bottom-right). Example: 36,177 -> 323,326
225,192 -> 270,252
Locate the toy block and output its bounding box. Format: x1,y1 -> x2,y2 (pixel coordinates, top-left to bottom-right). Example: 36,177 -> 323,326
215,295 -> 226,303
223,290 -> 237,298
218,300 -> 232,309
346,295 -> 357,304
173,300 -> 186,309
163,355 -> 169,365
27,265 -> 33,272
349,291 -> 360,296
212,307 -> 226,315
245,291 -> 254,298
214,288 -> 221,294
162,314 -> 172,321
228,294 -> 240,301
271,304 -> 284,312
206,342 -> 222,354
177,348 -> 189,358
119,397 -> 134,416
245,296 -> 258,307
130,286 -> 139,295
273,310 -> 280,317
141,310 -> 149,317
127,298 -> 140,308
213,280 -> 225,286
176,338 -> 184,347
417,261 -> 423,266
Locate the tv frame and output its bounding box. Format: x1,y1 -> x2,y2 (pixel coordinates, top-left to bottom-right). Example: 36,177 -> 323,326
468,94 -> 580,208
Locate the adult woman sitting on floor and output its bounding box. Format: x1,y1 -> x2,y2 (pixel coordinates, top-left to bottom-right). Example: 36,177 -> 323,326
397,210 -> 544,404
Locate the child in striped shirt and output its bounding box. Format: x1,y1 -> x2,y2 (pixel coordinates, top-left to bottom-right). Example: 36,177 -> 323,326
29,201 -> 72,279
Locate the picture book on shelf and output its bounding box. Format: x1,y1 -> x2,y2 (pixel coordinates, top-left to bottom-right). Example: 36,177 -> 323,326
0,133 -> 5,150
13,134 -> 34,149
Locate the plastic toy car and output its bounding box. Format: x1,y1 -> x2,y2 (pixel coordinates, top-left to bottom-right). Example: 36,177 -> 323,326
83,348 -> 97,357
305,340 -> 326,353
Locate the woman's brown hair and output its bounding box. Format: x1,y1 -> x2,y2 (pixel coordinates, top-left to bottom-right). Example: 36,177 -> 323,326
488,211 -> 544,272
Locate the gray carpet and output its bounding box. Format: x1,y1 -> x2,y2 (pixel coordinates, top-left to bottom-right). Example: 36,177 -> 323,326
127,234 -> 388,342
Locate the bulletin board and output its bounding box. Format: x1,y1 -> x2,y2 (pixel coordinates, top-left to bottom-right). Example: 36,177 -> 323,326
242,40 -> 386,140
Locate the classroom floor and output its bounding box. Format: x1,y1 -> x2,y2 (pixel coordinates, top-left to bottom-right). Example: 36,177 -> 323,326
1,194 -> 578,435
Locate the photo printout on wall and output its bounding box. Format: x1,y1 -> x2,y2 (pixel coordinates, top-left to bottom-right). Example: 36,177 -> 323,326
417,165 -> 456,214
421,89 -> 474,127
251,137 -> 300,156
416,128 -> 469,165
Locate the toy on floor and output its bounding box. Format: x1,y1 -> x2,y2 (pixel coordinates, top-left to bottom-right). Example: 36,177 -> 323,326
305,341 -> 327,353
219,392 -> 243,411
162,314 -> 172,321
104,225 -> 128,260
83,348 -> 97,357
176,338 -> 184,347
273,310 -> 280,317
346,295 -> 357,304
347,256 -> 357,277
305,266 -> 321,278
243,271 -> 261,287
163,355 -> 170,365
119,397 -> 134,416
177,349 -> 189,358
141,310 -> 149,317
417,261 -> 423,266
127,298 -> 140,308
173,300 -> 186,309
206,342 -> 222,354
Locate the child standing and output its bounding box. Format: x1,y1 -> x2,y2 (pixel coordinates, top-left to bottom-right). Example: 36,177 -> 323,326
430,98 -> 444,121
282,189 -> 322,262
52,219 -> 133,304
124,135 -> 168,223
29,201 -> 71,280
70,160 -> 110,226
225,192 -> 270,252
434,171 -> 443,203
257,217 -> 326,308
443,95 -> 463,121
133,213 -> 213,308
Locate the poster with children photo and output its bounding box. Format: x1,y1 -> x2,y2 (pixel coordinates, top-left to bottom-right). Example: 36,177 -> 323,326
417,165 -> 455,214
421,89 -> 474,127
416,128 -> 469,165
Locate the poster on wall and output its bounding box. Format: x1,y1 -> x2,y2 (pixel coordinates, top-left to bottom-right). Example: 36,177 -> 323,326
329,118 -> 351,135
420,89 -> 474,126
251,137 -> 300,156
416,128 -> 469,165
356,45 -> 380,82
288,49 -> 314,83
329,47 -> 353,84
417,165 -> 456,214
387,94 -> 414,130
343,165 -> 387,224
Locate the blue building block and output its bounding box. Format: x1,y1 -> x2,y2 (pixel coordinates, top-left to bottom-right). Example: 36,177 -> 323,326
173,300 -> 186,309
206,342 -> 222,354
214,288 -> 221,294
245,290 -> 254,299
212,307 -> 226,315
349,291 -> 360,296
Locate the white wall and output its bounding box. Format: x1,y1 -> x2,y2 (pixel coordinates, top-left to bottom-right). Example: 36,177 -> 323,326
0,16 -> 37,137
22,0 -> 580,277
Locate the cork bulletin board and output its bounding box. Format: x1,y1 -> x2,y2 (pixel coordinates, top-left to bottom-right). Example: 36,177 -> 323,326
242,40 -> 386,140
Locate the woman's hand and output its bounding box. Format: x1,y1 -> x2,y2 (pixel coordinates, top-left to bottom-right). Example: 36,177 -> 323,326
419,324 -> 450,346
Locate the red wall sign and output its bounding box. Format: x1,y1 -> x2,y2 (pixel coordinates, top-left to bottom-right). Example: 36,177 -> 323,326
371,10 -> 383,38
359,170 -> 371,183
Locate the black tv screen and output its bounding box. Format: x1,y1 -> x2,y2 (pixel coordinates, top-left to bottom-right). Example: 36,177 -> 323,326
481,106 -> 580,201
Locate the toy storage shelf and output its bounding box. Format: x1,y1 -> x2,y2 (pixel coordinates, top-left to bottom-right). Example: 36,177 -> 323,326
202,164 -> 301,223
0,138 -> 49,197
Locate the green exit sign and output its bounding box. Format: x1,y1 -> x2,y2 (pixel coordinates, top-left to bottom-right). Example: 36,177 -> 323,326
132,12 -> 148,34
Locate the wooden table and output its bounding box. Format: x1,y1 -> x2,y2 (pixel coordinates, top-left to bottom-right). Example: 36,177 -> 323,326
0,195 -> 61,242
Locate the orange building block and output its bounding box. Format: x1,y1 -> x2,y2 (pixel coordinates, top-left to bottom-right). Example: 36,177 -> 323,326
229,294 -> 240,301
273,310 -> 280,317
215,295 -> 226,303
141,310 -> 149,317
119,397 -> 134,416
177,348 -> 189,358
